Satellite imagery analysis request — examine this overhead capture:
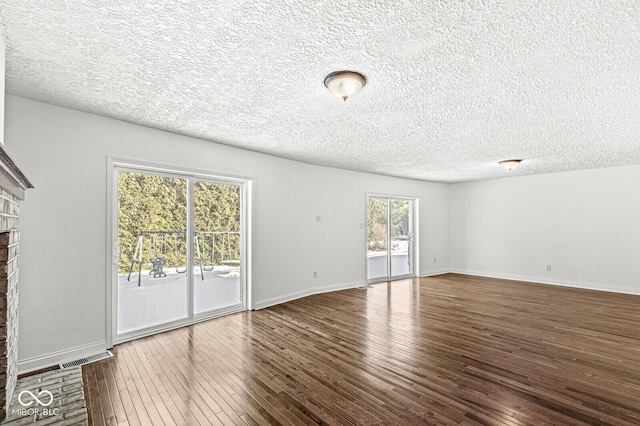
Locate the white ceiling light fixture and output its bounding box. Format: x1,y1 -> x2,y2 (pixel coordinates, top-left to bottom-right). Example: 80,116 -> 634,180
324,71 -> 366,101
499,159 -> 523,171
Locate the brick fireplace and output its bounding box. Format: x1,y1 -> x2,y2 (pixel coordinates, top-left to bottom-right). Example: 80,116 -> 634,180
0,146 -> 32,420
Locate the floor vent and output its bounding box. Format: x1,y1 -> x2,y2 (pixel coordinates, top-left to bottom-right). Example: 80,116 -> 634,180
59,350 -> 114,369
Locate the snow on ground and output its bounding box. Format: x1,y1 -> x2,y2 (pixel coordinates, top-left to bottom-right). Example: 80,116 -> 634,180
118,266 -> 241,335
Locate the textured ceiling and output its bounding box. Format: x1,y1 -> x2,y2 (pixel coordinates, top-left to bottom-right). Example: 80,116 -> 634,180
1,0 -> 639,182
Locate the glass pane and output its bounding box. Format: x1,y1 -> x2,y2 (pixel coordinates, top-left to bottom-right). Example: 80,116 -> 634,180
390,199 -> 411,277
367,197 -> 388,280
194,181 -> 242,314
117,172 -> 188,334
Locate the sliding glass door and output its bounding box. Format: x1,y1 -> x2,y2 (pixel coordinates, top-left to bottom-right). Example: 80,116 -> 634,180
113,165 -> 247,342
367,196 -> 415,283
193,180 -> 242,314
390,199 -> 412,277
366,197 -> 389,281
117,172 -> 189,334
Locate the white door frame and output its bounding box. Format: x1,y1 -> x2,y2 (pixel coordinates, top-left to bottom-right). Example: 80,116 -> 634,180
365,192 -> 419,284
106,157 -> 252,347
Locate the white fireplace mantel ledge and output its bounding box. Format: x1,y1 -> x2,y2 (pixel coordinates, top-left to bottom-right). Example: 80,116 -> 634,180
0,144 -> 33,200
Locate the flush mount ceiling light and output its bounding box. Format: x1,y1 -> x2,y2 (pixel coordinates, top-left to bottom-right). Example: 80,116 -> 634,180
324,71 -> 366,101
499,159 -> 523,171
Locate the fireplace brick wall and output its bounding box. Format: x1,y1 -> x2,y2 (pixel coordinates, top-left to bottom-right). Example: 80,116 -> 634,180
0,187 -> 19,419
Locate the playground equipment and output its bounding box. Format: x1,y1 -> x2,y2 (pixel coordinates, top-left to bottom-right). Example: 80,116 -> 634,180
220,231 -> 240,266
173,234 -> 187,274
199,233 -> 215,272
150,257 -> 166,278
127,230 -> 240,286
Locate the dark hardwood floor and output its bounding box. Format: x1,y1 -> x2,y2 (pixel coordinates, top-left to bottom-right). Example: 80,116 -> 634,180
82,274 -> 640,425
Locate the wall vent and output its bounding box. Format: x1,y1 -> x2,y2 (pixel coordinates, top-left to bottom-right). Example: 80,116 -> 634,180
59,350 -> 113,369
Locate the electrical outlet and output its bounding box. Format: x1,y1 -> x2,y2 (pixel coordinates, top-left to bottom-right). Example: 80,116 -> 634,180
546,264 -> 552,271
315,216 -> 321,222
313,271 -> 318,278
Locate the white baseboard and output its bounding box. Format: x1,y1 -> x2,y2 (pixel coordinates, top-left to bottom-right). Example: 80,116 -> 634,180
18,341 -> 107,375
449,268 -> 640,296
420,269 -> 450,277
253,280 -> 364,310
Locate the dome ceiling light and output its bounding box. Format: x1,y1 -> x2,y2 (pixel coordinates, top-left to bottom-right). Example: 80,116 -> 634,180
499,159 -> 523,171
324,71 -> 366,101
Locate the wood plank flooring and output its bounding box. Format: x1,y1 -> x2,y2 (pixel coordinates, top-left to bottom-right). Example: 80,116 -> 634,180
83,274 -> 640,425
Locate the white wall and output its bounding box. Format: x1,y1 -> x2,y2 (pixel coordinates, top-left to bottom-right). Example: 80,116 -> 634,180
449,165 -> 640,294
4,95 -> 450,371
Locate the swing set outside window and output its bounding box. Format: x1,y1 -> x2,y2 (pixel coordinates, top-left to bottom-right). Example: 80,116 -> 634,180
126,230 -> 241,285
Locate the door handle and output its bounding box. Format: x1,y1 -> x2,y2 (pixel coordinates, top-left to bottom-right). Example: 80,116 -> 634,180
112,243 -> 121,265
